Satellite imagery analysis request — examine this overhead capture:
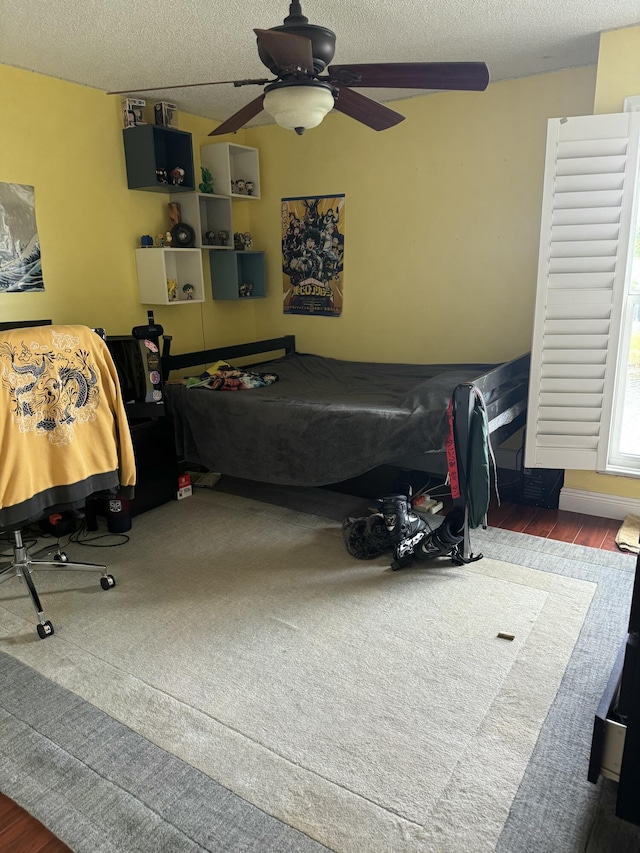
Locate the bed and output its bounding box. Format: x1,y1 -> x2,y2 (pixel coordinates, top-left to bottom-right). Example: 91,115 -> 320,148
160,335 -> 530,491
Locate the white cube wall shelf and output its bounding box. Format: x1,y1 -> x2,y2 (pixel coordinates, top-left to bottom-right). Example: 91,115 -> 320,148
170,192 -> 233,249
209,251 -> 266,300
200,142 -> 261,199
135,248 -> 205,304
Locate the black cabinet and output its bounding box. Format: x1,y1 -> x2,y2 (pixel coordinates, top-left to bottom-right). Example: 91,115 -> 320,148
123,125 -> 195,192
128,415 -> 178,516
589,548 -> 640,824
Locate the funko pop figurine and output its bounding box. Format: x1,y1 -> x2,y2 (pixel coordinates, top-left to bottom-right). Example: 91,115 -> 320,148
156,167 -> 168,184
234,231 -> 253,250
217,230 -> 229,246
245,180 -> 255,196
204,230 -> 216,245
235,179 -> 245,194
170,167 -> 185,186
199,167 -> 215,194
182,282 -> 195,300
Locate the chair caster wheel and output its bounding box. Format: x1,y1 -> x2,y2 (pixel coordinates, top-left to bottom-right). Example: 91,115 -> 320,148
54,552 -> 68,563
37,621 -> 54,639
100,575 -> 116,590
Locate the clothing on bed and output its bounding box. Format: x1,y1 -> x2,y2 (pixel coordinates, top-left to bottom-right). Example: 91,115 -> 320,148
184,360 -> 279,391
0,325 -> 135,528
164,351 -> 497,487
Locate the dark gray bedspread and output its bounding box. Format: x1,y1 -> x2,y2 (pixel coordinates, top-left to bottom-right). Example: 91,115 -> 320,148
164,352 -> 496,486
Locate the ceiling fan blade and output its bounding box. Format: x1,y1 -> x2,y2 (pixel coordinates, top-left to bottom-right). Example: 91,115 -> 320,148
328,62 -> 490,91
332,87 -> 405,131
108,78 -> 269,95
208,95 -> 266,136
254,28 -> 314,74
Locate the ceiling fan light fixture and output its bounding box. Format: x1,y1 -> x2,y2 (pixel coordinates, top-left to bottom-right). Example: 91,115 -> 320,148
263,83 -> 334,134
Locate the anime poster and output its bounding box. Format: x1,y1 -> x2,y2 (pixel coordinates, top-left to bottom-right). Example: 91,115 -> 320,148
282,194 -> 344,316
0,183 -> 45,293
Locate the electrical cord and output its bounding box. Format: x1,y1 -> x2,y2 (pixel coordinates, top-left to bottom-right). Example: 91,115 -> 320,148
67,518 -> 130,547
8,518 -> 130,561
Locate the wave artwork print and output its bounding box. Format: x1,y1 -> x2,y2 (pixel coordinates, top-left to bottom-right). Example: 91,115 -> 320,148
0,183 -> 45,293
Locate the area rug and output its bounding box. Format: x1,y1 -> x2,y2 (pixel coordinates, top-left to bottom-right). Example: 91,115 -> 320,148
0,489 -> 637,852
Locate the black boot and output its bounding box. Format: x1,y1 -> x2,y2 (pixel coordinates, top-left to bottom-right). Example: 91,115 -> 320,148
381,494 -> 426,544
414,509 -> 465,561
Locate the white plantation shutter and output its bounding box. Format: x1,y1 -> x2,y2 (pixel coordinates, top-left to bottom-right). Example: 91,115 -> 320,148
524,112 -> 640,470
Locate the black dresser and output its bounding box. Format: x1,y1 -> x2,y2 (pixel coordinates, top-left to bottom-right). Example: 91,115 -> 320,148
589,546 -> 640,824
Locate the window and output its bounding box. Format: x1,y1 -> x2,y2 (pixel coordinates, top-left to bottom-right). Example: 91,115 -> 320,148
524,111 -> 640,477
608,230 -> 640,472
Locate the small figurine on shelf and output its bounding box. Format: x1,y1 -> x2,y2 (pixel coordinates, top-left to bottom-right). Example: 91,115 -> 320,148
140,235 -> 154,248
156,167 -> 168,184
235,179 -> 246,194
204,230 -> 216,245
182,283 -> 195,300
168,202 -> 181,229
242,232 -> 253,250
230,180 -> 236,194
170,167 -> 185,186
234,232 -> 244,250
239,282 -> 253,298
154,101 -> 178,128
123,98 -> 146,128
199,167 -> 215,194
155,234 -> 164,247
217,230 -> 229,247
245,180 -> 255,196
167,278 -> 178,300
165,231 -> 173,247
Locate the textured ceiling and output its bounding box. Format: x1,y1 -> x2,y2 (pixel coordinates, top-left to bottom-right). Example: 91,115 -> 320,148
1,1 -> 639,129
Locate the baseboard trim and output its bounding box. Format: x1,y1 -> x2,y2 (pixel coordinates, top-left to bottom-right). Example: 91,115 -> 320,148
559,488 -> 640,520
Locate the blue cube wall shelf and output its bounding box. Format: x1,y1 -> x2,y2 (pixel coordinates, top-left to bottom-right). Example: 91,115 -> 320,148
209,251 -> 266,300
123,125 -> 195,192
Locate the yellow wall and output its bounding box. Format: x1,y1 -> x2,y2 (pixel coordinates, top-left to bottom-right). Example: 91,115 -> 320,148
1,63 -> 594,364
0,64 -> 258,355
594,24 -> 640,114
565,24 -> 640,500
244,66 -> 596,363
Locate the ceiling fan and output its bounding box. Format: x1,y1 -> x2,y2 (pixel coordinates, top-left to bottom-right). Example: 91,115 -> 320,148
110,1 -> 489,136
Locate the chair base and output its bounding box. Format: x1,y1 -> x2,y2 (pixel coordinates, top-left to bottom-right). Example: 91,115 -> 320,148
0,529 -> 115,639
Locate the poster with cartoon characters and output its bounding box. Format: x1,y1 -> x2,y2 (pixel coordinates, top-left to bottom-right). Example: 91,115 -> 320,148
282,194 -> 344,316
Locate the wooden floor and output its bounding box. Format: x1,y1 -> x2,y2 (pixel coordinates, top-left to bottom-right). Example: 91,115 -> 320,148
0,794 -> 70,852
485,501 -> 623,551
0,501 -> 626,852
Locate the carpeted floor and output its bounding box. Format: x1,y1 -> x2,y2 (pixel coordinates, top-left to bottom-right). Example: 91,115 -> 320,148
1,482 -> 639,852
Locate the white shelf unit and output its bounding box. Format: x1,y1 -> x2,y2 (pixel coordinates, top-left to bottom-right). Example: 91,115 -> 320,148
200,142 -> 261,199
135,248 -> 204,305
170,192 -> 233,249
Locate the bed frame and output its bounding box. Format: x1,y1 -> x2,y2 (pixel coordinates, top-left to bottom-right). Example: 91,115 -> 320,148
161,335 -> 530,562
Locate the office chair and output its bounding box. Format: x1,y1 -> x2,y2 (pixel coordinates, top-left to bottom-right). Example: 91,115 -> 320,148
0,528 -> 115,638
0,322 -> 136,638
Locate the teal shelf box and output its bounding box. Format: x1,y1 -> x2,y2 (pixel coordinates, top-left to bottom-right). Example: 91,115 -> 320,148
210,251 -> 266,300
123,125 -> 195,192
